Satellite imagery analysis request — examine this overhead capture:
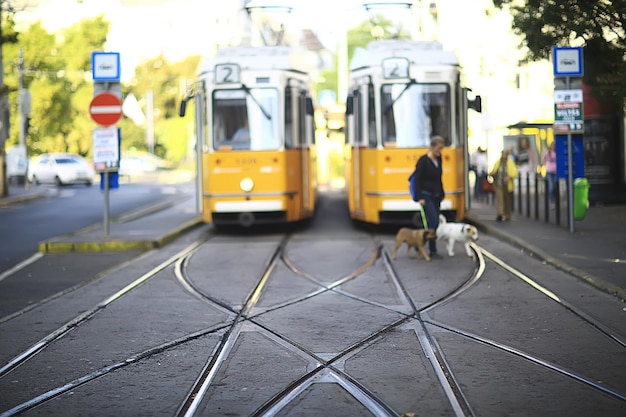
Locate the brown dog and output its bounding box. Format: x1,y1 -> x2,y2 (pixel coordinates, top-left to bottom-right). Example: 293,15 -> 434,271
392,228 -> 437,261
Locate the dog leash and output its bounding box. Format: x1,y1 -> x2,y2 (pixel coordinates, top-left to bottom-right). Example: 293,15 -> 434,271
419,207 -> 429,229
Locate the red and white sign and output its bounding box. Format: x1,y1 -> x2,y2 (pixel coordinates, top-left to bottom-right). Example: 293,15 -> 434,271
89,92 -> 123,126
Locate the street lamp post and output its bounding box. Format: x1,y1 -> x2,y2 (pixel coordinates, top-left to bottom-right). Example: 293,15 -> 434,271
0,3 -> 9,197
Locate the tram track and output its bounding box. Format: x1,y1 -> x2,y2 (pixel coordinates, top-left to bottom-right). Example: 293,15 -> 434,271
411,242 -> 626,410
0,323 -> 231,417
0,237 -> 209,380
0,250 -> 158,326
423,319 -> 626,402
2,227 -> 624,416
175,235 -> 290,417
210,233 -> 485,416
378,239 -> 484,417
478,247 -> 626,348
173,235 -> 408,416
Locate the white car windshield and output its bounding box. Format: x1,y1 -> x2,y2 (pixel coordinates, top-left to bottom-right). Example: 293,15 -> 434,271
55,158 -> 79,164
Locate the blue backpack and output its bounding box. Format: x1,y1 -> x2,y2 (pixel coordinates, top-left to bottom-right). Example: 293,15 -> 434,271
408,171 -> 418,202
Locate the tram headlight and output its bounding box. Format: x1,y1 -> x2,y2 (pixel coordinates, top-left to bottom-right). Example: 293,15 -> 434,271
240,178 -> 254,192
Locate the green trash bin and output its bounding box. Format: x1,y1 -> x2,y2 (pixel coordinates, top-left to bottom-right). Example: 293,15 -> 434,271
574,178 -> 590,220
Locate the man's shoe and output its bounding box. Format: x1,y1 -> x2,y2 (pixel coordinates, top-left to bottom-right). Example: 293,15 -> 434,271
429,253 -> 443,260
496,215 -> 503,222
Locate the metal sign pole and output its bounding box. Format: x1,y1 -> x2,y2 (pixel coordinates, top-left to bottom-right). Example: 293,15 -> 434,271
553,46 -> 583,233
104,170 -> 110,238
565,76 -> 575,233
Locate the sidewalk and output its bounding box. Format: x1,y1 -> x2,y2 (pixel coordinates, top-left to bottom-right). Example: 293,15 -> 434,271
0,185 -> 49,207
39,197 -> 203,253
466,199 -> 626,300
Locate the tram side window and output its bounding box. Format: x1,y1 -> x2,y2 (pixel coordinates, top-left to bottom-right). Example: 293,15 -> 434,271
455,82 -> 462,147
368,86 -> 377,148
381,83 -> 451,148
212,89 -> 280,151
285,88 -> 294,149
298,92 -> 307,147
353,92 -> 363,145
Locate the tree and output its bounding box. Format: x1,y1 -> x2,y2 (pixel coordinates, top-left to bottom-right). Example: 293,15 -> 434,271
493,0 -> 626,102
129,54 -> 200,162
3,16 -> 110,156
315,15 -> 410,98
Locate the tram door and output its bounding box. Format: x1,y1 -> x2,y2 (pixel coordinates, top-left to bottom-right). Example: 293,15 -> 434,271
194,87 -> 208,218
349,84 -> 371,218
298,92 -> 311,215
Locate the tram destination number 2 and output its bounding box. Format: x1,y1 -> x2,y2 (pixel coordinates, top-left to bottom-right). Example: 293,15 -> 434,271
216,64 -> 241,84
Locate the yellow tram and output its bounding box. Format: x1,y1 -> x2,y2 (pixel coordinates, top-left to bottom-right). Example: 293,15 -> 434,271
181,47 -> 317,226
345,40 -> 481,225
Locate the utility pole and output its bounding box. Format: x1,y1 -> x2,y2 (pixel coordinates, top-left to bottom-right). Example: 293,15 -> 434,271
17,47 -> 29,185
146,90 -> 154,154
17,47 -> 24,147
0,3 -> 8,197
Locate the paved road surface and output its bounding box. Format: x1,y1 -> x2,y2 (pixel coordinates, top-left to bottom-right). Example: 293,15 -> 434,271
0,192 -> 623,416
0,181 -> 193,272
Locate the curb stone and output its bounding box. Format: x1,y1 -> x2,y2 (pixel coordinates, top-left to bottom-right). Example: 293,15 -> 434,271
38,217 -> 203,253
0,191 -> 47,207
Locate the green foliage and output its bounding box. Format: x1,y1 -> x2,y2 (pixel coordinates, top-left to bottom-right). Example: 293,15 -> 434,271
493,0 -> 626,102
4,15 -> 110,155
314,15 -> 410,100
347,15 -> 410,63
128,54 -> 200,162
5,14 -> 197,164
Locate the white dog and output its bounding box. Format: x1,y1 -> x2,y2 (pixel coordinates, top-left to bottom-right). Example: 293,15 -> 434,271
436,215 -> 479,257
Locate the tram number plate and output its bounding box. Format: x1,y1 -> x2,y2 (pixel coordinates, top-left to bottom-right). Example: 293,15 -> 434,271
215,64 -> 241,84
382,58 -> 410,79
236,158 -> 257,165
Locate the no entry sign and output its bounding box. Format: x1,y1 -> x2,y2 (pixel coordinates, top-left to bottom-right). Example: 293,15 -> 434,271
89,92 -> 123,126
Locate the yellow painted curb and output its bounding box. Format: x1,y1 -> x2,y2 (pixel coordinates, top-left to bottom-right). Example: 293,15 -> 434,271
39,217 -> 203,253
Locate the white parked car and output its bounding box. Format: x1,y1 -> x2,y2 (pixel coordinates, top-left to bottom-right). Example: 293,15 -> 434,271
119,153 -> 171,176
28,153 -> 95,186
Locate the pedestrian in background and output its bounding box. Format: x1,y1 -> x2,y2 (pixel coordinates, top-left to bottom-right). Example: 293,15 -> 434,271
470,147 -> 488,201
414,135 -> 445,258
490,150 -> 518,222
542,141 -> 557,205
516,136 -> 536,181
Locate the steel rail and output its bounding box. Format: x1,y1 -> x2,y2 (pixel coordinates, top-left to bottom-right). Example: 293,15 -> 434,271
380,243 -> 485,417
0,323 -> 230,417
0,249 -> 157,325
426,320 -> 626,402
175,236 -> 288,417
0,239 -> 206,379
479,247 -> 626,349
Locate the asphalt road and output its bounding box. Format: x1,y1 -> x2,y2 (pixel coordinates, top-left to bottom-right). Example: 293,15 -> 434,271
0,180 -> 194,272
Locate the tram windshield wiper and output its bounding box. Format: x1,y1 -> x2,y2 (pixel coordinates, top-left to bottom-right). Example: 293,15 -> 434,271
383,79 -> 416,115
242,84 -> 272,120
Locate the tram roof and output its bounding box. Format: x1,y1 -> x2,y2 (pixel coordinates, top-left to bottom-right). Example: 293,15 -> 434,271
198,46 -> 309,76
350,40 -> 459,70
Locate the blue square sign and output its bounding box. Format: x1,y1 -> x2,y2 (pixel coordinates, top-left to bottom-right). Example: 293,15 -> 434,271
552,47 -> 583,77
92,52 -> 121,81
555,134 -> 585,179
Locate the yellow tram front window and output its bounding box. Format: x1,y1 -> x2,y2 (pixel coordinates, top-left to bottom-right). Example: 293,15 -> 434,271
212,88 -> 280,151
381,83 -> 451,147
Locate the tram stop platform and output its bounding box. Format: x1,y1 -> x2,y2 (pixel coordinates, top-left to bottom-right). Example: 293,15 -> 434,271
37,197 -> 202,253
465,199 -> 626,300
